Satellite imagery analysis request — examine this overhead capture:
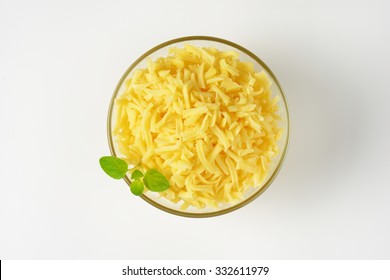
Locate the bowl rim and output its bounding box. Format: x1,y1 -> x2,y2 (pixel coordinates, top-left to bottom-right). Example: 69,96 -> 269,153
107,35 -> 290,218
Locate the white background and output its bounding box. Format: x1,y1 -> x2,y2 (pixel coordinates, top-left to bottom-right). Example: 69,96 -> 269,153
0,0 -> 389,259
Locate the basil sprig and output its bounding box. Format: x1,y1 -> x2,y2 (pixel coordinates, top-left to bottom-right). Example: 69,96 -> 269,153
99,156 -> 170,196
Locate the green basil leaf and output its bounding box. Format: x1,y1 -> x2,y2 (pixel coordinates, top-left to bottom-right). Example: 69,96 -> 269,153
143,169 -> 170,192
99,156 -> 128,179
130,180 -> 144,196
131,170 -> 144,180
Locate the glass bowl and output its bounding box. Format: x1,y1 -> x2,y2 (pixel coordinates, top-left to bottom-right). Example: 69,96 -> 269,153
107,36 -> 290,217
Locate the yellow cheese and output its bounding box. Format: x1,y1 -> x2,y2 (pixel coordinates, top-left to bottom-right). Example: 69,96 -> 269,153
113,44 -> 281,209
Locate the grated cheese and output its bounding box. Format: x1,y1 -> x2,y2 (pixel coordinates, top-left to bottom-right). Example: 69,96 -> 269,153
113,44 -> 282,209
